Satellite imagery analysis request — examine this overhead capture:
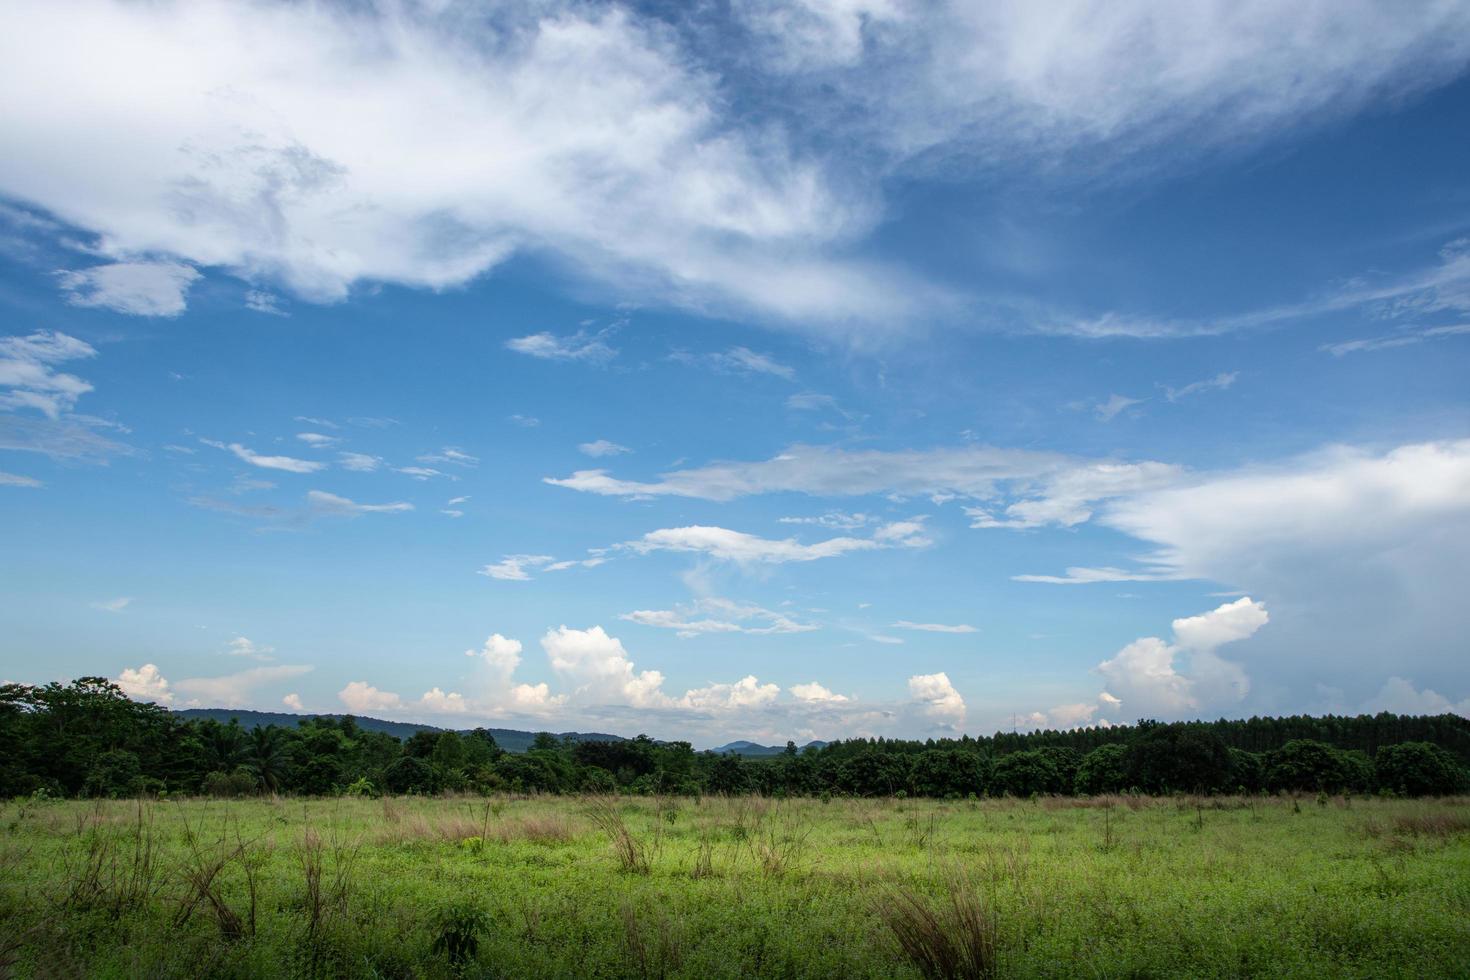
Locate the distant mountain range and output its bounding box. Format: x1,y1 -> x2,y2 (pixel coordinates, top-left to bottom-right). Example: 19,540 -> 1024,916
172,708 -> 626,754
173,707 -> 829,755
710,740 -> 830,757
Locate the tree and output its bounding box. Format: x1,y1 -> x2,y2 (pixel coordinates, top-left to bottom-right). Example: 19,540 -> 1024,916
1376,742 -> 1468,796
992,751 -> 1064,796
1075,744 -> 1128,794
246,726 -> 292,793
1264,740 -> 1356,792
1125,725 -> 1232,793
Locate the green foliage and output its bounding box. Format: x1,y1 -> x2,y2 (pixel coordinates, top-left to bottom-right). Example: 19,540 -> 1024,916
1376,741 -> 1469,796
1074,743 -> 1128,795
991,750 -> 1064,796
428,900 -> 490,967
1125,724 -> 1232,793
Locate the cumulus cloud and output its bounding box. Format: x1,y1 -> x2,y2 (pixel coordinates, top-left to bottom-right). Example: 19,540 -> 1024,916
1094,597 -> 1266,719
621,597 -> 818,638
907,672 -> 966,727
466,633 -> 524,679
56,260 -> 198,316
116,663 -> 173,704
790,681 -> 849,703
338,680 -> 402,714
1362,677 -> 1470,718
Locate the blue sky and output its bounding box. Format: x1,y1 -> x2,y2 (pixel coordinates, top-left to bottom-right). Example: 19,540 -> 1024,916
2,0 -> 1468,745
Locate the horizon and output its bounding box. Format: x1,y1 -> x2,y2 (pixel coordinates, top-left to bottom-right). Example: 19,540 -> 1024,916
2,0 -> 1469,747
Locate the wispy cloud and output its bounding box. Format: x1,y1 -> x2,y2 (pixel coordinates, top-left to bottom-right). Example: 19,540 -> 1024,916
56,261 -> 198,316
892,620 -> 977,634
670,346 -> 795,380
506,330 -> 617,363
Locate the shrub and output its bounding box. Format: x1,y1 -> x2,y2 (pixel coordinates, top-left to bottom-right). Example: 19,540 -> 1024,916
429,901 -> 490,968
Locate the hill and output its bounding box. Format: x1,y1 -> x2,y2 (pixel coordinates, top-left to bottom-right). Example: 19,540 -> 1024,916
712,739 -> 831,757
171,708 -> 626,753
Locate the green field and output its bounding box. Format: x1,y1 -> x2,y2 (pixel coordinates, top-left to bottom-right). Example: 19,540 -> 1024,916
2,793 -> 1467,978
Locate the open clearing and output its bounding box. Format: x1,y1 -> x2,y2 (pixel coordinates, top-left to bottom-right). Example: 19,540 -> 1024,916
2,793 -> 1468,978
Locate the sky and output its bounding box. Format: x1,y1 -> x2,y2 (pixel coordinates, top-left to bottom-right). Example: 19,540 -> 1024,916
1,0 -> 1469,747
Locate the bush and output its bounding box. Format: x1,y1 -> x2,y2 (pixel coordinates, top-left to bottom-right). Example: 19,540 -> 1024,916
201,767 -> 257,798
1376,742 -> 1469,796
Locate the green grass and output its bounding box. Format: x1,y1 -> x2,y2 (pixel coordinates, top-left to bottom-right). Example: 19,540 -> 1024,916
1,793 -> 1467,978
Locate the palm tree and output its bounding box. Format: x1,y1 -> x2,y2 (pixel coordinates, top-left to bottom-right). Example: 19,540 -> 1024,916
246,725 -> 290,793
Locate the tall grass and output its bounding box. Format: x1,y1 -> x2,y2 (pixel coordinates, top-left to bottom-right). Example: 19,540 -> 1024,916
875,875 -> 997,980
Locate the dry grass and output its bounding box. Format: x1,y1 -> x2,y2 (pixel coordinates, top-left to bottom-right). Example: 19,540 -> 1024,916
875,875 -> 997,980
585,797 -> 654,874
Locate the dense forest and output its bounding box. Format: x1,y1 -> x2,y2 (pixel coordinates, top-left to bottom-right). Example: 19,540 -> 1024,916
3,678 -> 1467,799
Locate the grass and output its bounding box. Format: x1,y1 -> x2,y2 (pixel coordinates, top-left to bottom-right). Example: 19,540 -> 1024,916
0,793 -> 1467,977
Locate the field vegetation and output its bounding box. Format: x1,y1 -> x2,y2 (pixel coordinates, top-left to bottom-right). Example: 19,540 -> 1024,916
2,792 -> 1468,977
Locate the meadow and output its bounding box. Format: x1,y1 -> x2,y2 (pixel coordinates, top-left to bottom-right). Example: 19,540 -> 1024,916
2,793 -> 1468,978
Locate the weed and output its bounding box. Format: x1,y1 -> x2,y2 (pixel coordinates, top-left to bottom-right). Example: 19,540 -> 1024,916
875,876 -> 997,980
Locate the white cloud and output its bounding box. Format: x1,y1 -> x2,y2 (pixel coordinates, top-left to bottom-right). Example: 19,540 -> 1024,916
226,636 -> 275,661
418,687 -> 468,713
621,597 -> 818,638
778,511 -> 871,529
0,330 -> 97,419
509,414 -> 541,428
478,554 -> 555,582
623,519 -> 929,565
466,633 -> 524,678
790,681 -> 850,703
1164,371 -> 1237,402
548,443 -> 1131,504
541,625 -> 669,709
306,490 -> 412,517
1095,597 -> 1266,719
56,260 -> 198,316
296,432 -> 338,447
91,596 -> 132,613
282,692 -> 304,711
116,663 -> 173,704
507,331 -> 617,363
0,471 -> 42,488
1322,322 -> 1470,356
670,346 -> 796,380
337,452 -> 382,472
892,620 -> 976,633
679,675 -> 780,711
394,466 -> 445,480
417,447 -> 478,467
1094,394 -> 1144,422
907,672 -> 966,726
338,680 -> 402,714
206,440 -> 325,474
245,289 -> 287,316
175,664 -> 313,708
579,439 -> 631,458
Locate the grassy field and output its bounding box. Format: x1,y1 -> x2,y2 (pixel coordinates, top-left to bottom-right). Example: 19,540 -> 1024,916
1,793 -> 1467,978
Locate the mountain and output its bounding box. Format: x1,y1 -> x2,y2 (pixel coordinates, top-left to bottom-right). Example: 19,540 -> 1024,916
171,708 -> 626,753
711,740 -> 830,757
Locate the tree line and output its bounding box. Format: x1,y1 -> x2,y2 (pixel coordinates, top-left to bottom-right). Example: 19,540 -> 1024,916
3,678 -> 1468,799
